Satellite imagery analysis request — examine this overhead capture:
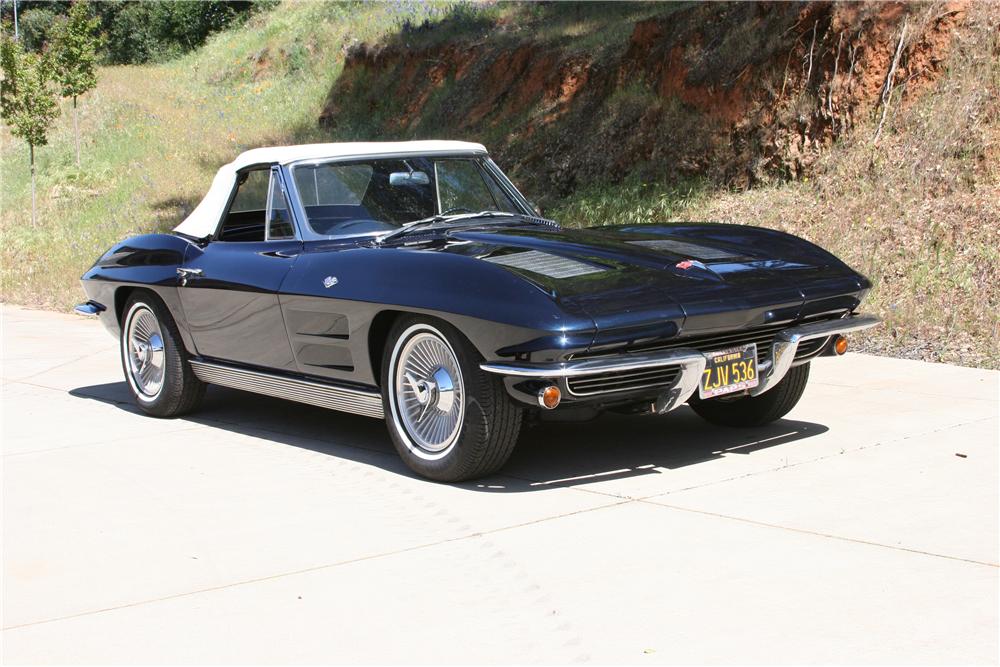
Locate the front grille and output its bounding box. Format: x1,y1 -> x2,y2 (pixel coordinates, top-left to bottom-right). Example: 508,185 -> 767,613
565,317 -> 840,396
793,336 -> 830,360
567,366 -> 680,396
567,365 -> 681,396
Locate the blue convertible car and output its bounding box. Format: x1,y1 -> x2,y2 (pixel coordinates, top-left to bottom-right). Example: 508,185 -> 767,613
77,141 -> 878,481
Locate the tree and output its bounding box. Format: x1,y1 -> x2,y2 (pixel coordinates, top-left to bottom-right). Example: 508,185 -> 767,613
1,29 -> 60,226
50,0 -> 99,167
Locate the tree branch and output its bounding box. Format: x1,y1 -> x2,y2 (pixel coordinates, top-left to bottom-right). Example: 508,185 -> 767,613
874,21 -> 907,143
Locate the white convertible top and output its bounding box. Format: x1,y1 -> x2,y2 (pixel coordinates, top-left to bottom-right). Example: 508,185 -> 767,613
173,140 -> 488,238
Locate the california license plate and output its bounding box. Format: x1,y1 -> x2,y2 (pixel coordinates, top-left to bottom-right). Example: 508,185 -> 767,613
699,344 -> 759,399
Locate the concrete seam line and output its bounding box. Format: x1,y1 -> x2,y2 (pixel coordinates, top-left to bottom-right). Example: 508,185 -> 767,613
7,348 -> 113,383
811,380 -> 999,402
15,379 -> 398,460
199,416 -> 392,457
638,498 -> 999,569
1,424 -> 210,458
496,415 -> 998,506
637,414 -> 997,502
0,499 -> 633,632
16,376 -> 626,498
8,379 -> 142,406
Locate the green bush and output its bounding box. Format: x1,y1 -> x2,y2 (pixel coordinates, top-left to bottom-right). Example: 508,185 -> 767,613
2,1 -> 275,65
97,1 -> 271,64
17,7 -> 60,52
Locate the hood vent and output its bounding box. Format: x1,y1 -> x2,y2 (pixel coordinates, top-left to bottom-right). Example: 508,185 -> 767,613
628,238 -> 735,261
485,250 -> 605,279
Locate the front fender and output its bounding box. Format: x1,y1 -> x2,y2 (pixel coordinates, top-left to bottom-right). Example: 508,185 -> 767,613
79,233 -> 196,348
281,245 -> 597,363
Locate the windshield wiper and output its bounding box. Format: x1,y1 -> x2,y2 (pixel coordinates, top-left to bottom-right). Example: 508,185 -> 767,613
377,211 -> 515,244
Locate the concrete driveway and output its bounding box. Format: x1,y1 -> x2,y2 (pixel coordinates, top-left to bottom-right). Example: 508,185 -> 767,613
2,305 -> 997,664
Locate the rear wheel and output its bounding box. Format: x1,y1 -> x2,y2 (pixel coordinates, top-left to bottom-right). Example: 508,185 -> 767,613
120,291 -> 205,417
382,316 -> 522,482
688,362 -> 810,427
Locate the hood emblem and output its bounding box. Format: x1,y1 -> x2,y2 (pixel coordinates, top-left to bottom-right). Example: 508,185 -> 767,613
323,276 -> 339,288
675,259 -> 706,270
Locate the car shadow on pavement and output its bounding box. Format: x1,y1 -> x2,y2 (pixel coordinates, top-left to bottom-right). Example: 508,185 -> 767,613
69,381 -> 829,493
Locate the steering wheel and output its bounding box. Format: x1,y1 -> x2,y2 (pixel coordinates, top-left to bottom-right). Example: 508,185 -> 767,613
440,207 -> 473,216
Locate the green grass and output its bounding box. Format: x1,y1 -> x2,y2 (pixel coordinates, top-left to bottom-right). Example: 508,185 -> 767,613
549,178 -> 709,227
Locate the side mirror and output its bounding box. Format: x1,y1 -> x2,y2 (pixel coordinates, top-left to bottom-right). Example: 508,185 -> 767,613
528,200 -> 543,217
389,171 -> 430,186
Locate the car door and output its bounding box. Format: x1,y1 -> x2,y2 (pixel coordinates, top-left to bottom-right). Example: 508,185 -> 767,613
178,166 -> 301,371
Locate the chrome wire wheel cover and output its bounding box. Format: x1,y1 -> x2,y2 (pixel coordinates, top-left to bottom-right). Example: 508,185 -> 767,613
390,326 -> 465,460
123,304 -> 165,400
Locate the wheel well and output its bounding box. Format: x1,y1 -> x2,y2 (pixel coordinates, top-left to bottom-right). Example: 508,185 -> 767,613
368,310 -> 407,386
114,286 -> 136,324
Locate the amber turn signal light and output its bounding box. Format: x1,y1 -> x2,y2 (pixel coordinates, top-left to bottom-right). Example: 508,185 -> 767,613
833,334 -> 849,355
537,385 -> 561,410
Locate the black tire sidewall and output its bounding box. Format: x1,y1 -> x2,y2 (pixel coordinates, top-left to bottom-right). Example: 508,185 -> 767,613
120,290 -> 201,417
381,316 -> 511,482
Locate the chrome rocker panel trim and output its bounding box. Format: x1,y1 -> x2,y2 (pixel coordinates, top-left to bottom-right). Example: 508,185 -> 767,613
481,313 -> 880,413
189,360 -> 384,419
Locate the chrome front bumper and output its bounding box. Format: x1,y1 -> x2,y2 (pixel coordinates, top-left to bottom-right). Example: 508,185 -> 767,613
481,313 -> 880,413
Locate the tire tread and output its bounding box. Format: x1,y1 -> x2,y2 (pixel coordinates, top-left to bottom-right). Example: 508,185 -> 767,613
122,290 -> 205,418
689,363 -> 810,427
382,316 -> 522,482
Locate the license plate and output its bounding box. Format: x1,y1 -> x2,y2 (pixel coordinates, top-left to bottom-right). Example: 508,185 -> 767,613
699,344 -> 759,399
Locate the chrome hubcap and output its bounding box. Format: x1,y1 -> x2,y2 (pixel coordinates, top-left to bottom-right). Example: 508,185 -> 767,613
393,331 -> 464,455
125,306 -> 165,398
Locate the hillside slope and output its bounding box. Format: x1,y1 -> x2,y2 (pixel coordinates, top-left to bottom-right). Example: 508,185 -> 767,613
1,1 -> 996,367
322,2 -> 970,195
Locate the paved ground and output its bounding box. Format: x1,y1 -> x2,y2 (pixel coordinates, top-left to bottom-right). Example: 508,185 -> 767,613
1,304 -> 997,665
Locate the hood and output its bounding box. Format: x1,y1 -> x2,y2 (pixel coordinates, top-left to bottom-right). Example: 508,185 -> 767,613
439,222 -> 870,343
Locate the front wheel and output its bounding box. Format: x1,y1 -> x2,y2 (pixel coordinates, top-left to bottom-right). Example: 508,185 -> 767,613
120,291 -> 205,417
688,362 -> 810,427
382,316 -> 522,482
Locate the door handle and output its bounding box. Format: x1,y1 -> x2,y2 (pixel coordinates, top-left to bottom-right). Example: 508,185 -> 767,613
177,267 -> 203,286
261,249 -> 299,259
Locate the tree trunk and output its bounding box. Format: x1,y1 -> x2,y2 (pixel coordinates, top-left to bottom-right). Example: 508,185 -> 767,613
73,96 -> 80,168
30,143 -> 36,227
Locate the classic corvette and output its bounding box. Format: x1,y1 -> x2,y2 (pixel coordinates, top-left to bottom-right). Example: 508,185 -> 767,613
76,140 -> 879,481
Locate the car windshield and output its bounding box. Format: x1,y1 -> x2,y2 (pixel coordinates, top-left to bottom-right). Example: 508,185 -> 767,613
289,156 -> 525,238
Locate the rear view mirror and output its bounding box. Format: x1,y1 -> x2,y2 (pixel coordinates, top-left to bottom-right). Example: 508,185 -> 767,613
389,171 -> 430,186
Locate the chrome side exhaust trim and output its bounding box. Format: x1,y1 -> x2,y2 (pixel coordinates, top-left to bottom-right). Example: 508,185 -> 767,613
190,360 -> 384,419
